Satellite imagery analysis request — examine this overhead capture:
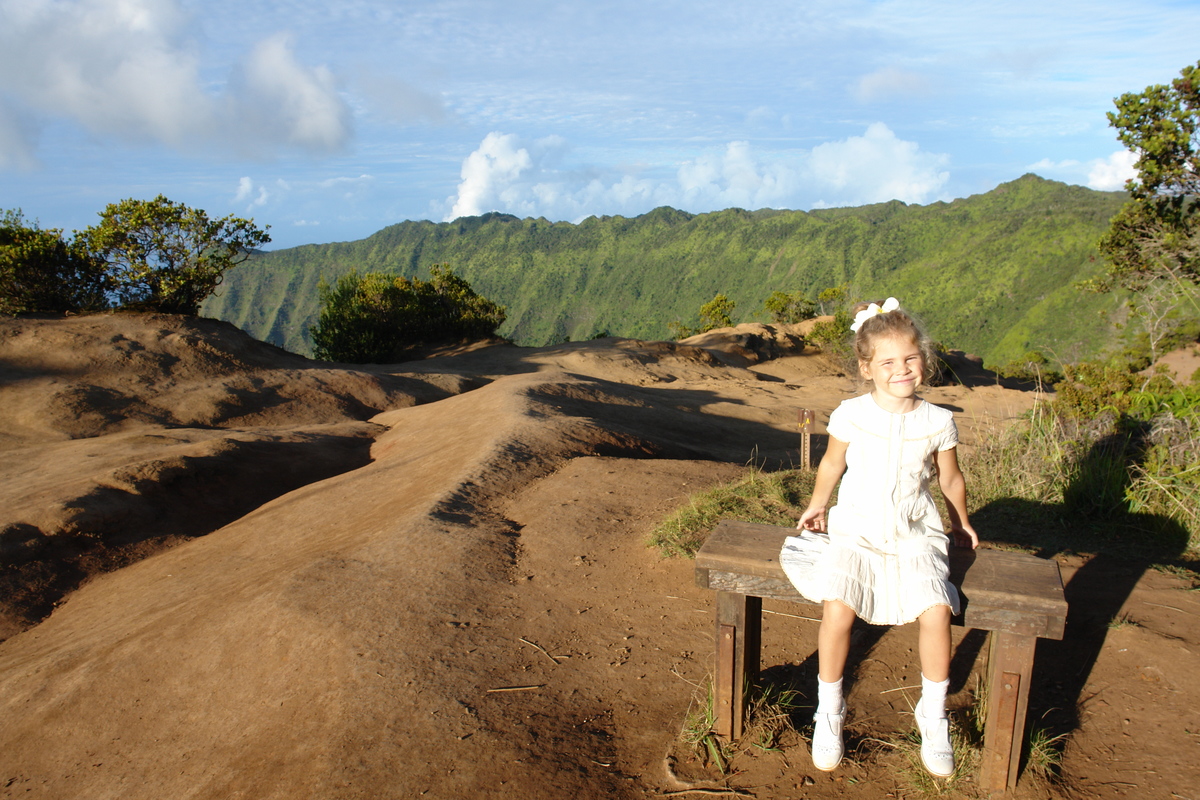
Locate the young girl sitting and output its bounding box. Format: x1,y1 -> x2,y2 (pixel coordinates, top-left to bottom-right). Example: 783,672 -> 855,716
781,297 -> 978,777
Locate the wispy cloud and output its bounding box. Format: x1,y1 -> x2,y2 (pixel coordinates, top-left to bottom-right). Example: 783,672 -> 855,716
855,67 -> 932,102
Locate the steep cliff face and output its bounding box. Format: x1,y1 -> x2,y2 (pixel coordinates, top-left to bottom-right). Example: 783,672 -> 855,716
204,175 -> 1129,366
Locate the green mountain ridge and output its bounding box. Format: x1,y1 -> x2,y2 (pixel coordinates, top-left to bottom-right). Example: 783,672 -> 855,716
204,174 -> 1130,367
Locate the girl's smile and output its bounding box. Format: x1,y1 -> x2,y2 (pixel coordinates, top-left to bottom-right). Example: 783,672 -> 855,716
859,333 -> 925,413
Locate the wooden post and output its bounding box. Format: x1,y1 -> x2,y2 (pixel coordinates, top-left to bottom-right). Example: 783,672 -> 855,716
797,409 -> 816,469
979,631 -> 1037,793
713,591 -> 762,740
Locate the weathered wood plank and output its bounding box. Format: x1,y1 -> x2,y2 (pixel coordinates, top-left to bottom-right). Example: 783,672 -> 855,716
980,632 -> 1037,792
696,520 -> 1067,640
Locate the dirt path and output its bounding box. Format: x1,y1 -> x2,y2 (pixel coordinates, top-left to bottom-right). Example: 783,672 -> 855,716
1,315 -> 1197,799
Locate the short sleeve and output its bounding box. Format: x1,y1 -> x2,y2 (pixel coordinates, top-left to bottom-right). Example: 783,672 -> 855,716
936,415 -> 959,452
825,400 -> 854,443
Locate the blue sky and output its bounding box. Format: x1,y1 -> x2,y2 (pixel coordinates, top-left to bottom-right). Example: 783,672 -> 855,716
1,0 -> 1197,250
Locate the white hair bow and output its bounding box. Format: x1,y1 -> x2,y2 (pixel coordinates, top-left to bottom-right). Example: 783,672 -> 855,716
849,297 -> 900,332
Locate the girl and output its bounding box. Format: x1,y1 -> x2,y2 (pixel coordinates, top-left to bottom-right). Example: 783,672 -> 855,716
781,297 -> 978,777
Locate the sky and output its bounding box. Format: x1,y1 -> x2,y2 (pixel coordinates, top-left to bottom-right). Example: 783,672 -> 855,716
1,0 -> 1197,251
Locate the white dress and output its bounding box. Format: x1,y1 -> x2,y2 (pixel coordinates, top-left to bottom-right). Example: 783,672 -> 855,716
780,394 -> 961,625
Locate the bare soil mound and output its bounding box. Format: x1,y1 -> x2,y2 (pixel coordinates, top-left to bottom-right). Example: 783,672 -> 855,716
0,315 -> 1194,800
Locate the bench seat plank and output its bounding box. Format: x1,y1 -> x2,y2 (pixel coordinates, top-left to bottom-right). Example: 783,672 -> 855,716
696,520 -> 1067,639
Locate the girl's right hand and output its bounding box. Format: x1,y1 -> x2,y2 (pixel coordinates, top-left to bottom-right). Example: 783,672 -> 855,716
797,505 -> 827,532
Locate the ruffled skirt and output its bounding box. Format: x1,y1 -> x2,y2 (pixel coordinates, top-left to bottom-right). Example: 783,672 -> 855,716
780,529 -> 959,626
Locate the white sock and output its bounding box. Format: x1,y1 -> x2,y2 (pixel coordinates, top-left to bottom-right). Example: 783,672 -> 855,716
816,676 -> 843,714
919,674 -> 949,719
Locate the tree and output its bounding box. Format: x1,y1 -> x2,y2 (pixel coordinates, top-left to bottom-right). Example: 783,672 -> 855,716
816,284 -> 849,316
667,293 -> 738,339
310,265 -> 507,363
698,293 -> 736,330
0,209 -> 107,315
1097,60 -> 1199,294
78,195 -> 270,315
762,290 -> 817,324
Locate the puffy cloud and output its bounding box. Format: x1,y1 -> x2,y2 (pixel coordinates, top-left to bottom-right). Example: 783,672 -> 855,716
0,0 -> 351,164
1087,150 -> 1137,191
228,33 -> 351,155
676,141 -> 796,209
807,123 -> 949,205
444,124 -> 950,221
448,132 -> 536,218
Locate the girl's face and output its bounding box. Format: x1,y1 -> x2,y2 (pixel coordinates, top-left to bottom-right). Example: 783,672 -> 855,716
859,333 -> 924,404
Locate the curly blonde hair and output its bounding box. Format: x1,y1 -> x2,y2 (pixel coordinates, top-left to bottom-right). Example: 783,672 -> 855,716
851,300 -> 939,384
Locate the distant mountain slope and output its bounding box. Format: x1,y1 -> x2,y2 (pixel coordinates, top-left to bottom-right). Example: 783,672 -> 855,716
204,175 -> 1130,366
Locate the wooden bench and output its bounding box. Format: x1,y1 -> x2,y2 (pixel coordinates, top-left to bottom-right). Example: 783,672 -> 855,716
694,520 -> 1068,794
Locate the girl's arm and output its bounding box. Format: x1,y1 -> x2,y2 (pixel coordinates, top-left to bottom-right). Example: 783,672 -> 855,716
797,436 -> 849,532
935,446 -> 979,549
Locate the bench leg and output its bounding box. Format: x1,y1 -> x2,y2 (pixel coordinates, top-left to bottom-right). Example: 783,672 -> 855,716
713,591 -> 762,740
979,631 -> 1036,793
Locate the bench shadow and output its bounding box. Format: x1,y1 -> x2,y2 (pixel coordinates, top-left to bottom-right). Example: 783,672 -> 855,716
969,490 -> 1191,769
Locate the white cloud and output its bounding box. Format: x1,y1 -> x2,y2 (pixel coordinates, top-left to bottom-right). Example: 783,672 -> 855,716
855,67 -> 931,102
444,124 -> 950,221
234,176 -> 254,203
448,132 -> 536,218
1087,150 -> 1137,191
0,0 -> 352,164
676,141 -> 796,209
229,33 -> 351,155
1025,151 -> 1137,191
808,123 -> 949,205
232,176 -> 270,209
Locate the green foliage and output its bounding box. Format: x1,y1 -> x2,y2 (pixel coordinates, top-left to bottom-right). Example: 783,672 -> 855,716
1051,359 -> 1179,419
0,210 -> 107,314
967,356 -> 1200,554
309,264 -> 506,363
816,283 -> 849,315
1095,59 -> 1199,292
78,195 -> 270,315
205,176 -> 1129,364
762,290 -> 817,323
805,305 -> 855,370
668,293 -> 737,339
995,350 -> 1063,385
699,293 -> 735,330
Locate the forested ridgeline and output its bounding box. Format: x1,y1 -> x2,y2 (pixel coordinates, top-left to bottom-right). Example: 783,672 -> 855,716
204,174 -> 1128,366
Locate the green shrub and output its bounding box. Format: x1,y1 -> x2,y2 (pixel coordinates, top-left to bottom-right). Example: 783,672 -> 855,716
805,306 -> 855,370
762,290 -> 817,324
310,264 -> 506,363
0,210 -> 107,314
995,350 -> 1063,385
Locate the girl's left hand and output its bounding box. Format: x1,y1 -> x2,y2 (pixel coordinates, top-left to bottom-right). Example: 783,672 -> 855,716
950,523 -> 979,549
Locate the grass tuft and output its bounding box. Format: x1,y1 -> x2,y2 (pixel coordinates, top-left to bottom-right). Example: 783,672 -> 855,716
648,466 -> 816,558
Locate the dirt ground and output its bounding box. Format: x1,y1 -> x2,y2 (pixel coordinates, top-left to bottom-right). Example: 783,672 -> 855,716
0,313 -> 1197,799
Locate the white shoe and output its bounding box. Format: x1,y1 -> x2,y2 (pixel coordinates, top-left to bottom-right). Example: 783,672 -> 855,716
811,702 -> 845,771
915,700 -> 955,777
